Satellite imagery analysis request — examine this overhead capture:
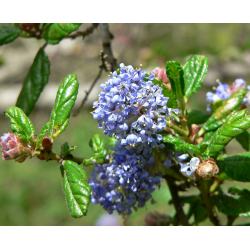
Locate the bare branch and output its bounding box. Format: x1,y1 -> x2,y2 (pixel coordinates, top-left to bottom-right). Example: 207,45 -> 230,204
65,23 -> 99,39
99,23 -> 118,72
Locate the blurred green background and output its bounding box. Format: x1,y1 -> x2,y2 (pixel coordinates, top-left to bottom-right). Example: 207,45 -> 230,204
1,23 -> 250,226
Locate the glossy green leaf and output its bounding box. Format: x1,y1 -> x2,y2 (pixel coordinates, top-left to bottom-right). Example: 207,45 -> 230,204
217,152 -> 250,182
61,160 -> 91,218
5,106 -> 35,143
236,131 -> 250,151
187,109 -> 210,126
214,186 -> 250,217
43,23 -> 82,45
203,117 -> 226,132
202,88 -> 247,130
84,134 -> 108,166
183,55 -> 209,98
166,61 -> 185,110
210,100 -> 223,113
204,110 -> 250,158
162,86 -> 177,109
61,142 -> 77,156
36,121 -> 51,149
16,48 -> 50,116
163,135 -> 201,156
49,74 -> 79,138
0,26 -> 20,46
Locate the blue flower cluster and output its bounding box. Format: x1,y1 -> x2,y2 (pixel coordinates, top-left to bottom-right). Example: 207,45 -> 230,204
206,78 -> 250,111
89,142 -> 162,215
90,63 -> 175,215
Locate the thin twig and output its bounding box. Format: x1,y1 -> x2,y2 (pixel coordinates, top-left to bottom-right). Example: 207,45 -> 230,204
65,23 -> 99,39
99,23 -> 118,72
73,51 -> 107,116
165,176 -> 190,226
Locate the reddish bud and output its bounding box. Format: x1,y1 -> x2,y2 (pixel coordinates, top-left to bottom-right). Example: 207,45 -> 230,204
41,137 -> 53,151
196,158 -> 219,179
0,133 -> 32,163
145,211 -> 172,226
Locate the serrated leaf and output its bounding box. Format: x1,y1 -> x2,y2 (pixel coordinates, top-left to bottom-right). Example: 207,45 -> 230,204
202,88 -> 247,130
203,117 -> 226,132
210,100 -> 223,113
183,55 -> 208,98
163,135 -> 201,156
84,134 -> 108,166
61,142 -> 77,156
235,131 -> 250,151
49,74 -> 79,138
16,48 -> 50,116
204,110 -> 250,158
36,121 -> 51,149
5,106 -> 35,143
0,26 -> 20,46
61,160 -> 91,218
166,61 -> 185,110
217,152 -> 250,182
214,186 -> 250,217
187,109 -> 210,126
43,23 -> 82,45
109,137 -> 118,147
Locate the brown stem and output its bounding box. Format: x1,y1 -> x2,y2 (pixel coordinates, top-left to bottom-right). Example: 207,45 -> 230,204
227,215 -> 237,226
99,23 -> 118,72
65,23 -> 99,39
165,177 -> 190,226
197,179 -> 221,226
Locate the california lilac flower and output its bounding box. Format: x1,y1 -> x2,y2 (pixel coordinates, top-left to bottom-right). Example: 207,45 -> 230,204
206,78 -> 249,111
92,63 -> 176,151
179,157 -> 200,176
89,143 -> 163,216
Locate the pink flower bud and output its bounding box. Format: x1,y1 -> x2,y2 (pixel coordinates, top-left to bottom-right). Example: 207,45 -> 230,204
0,133 -> 32,163
151,67 -> 170,84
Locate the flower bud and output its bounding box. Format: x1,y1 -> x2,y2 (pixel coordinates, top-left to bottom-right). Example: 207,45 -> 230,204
41,136 -> 53,151
196,158 -> 219,179
145,211 -> 172,226
151,67 -> 169,83
0,133 -> 32,163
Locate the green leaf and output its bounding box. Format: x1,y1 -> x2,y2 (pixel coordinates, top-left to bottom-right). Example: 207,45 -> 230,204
43,23 -> 82,45
214,186 -> 250,217
183,55 -> 209,98
61,142 -> 77,156
163,135 -> 201,156
210,100 -> 223,113
204,110 -> 250,158
202,88 -> 247,130
236,131 -> 250,151
187,109 -> 210,126
217,152 -> 250,182
162,86 -> 177,109
16,48 -> 50,116
0,26 -> 20,46
166,61 -> 185,110
49,74 -> 79,138
203,117 -> 226,132
61,160 -> 91,218
36,121 -> 51,149
5,106 -> 35,143
84,134 -> 108,166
